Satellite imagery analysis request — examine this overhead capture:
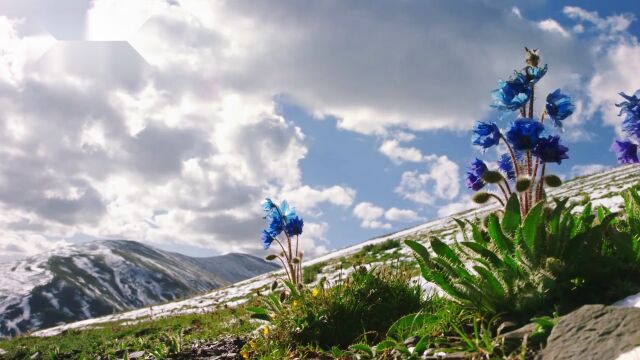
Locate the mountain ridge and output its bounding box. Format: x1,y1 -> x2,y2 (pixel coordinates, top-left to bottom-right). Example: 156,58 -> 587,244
0,240 -> 278,337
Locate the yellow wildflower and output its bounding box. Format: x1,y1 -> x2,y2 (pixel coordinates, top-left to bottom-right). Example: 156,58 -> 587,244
249,341 -> 257,349
241,350 -> 250,359
312,288 -> 320,297
292,300 -> 300,308
262,326 -> 270,336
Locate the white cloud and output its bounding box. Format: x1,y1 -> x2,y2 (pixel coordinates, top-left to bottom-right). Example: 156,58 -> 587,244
563,6 -> 634,34
437,196 -> 476,218
538,19 -> 570,38
283,185 -> 356,213
396,155 -> 460,205
570,164 -> 610,178
379,140 -> 425,164
352,202 -> 391,229
384,207 -> 422,222
127,0 -> 596,135
587,42 -> 640,132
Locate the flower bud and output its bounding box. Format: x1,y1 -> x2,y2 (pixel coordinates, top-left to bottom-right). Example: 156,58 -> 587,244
271,280 -> 278,291
515,176 -> 532,192
292,258 -> 300,264
265,254 -> 277,261
481,170 -> 504,184
472,191 -> 491,204
280,291 -> 288,302
544,174 -> 562,188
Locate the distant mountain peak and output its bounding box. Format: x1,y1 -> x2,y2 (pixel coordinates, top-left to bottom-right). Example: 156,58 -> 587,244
0,240 -> 277,337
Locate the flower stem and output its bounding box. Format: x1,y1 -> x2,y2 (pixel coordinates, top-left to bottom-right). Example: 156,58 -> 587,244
489,193 -> 505,207
536,163 -> 546,202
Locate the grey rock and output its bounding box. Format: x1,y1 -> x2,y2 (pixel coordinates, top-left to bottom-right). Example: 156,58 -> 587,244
540,304 -> 640,360
128,350 -> 145,359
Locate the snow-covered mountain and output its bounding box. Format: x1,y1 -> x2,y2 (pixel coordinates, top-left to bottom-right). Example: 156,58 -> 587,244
0,240 -> 278,337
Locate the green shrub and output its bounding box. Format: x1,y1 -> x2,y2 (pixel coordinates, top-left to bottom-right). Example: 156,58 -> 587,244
249,266 -> 423,353
302,262 -> 325,284
406,190 -> 640,321
361,239 -> 401,254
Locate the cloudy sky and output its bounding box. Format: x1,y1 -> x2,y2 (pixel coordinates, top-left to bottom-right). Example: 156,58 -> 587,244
0,0 -> 638,262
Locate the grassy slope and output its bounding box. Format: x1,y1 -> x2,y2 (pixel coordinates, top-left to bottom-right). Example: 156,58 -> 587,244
0,308 -> 256,359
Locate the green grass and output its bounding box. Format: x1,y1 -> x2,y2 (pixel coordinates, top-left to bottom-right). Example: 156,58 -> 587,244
302,261 -> 326,284
0,308 -> 256,359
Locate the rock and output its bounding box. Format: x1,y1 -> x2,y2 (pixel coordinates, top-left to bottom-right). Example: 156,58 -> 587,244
128,350 -> 145,359
540,304 -> 640,360
174,336 -> 246,360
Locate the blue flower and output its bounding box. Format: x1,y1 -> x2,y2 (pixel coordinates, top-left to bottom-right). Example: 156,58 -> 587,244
622,117 -> 640,140
526,64 -> 548,84
506,119 -> 545,151
491,72 -> 532,112
497,154 -> 516,180
285,216 -> 304,236
533,135 -> 569,164
472,122 -> 501,149
279,200 -> 298,222
617,91 -> 640,140
616,90 -> 640,117
261,230 -> 274,250
465,158 -> 488,191
611,139 -> 639,164
267,216 -> 284,237
545,89 -> 575,129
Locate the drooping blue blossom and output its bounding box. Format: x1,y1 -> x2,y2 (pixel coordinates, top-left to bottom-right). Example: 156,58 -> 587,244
279,200 -> 298,222
505,119 -> 545,151
267,216 -> 284,237
526,64 -> 548,84
491,72 -> 532,112
622,117 -> 640,141
465,158 -> 488,191
533,135 -> 569,164
497,153 -> 516,180
285,216 -> 304,236
617,91 -> 640,140
616,90 -> 640,117
611,139 -> 639,164
472,122 -> 501,149
545,89 -> 575,129
261,229 -> 274,250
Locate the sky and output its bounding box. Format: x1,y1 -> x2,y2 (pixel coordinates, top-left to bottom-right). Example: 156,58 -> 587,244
0,0 -> 638,262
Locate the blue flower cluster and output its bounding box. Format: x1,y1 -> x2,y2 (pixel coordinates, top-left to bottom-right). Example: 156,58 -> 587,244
466,48 -> 574,214
260,198 -> 304,250
611,90 -> 640,164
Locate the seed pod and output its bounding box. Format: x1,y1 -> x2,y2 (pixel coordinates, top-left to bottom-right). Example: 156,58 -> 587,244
271,280 -> 278,291
544,174 -> 562,188
292,258 -> 300,264
265,254 -> 277,261
472,191 -> 491,204
515,176 -> 532,192
481,170 -> 504,184
280,291 -> 288,302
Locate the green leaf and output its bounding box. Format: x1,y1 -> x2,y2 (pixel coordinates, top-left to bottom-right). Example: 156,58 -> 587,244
375,340 -> 396,352
247,306 -> 269,315
501,193 -> 521,235
460,242 -> 502,268
414,336 -> 431,356
522,201 -> 545,260
430,239 -> 465,267
473,265 -> 505,299
487,213 -> 514,254
386,313 -> 435,340
349,343 -> 374,357
405,239 -> 430,262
